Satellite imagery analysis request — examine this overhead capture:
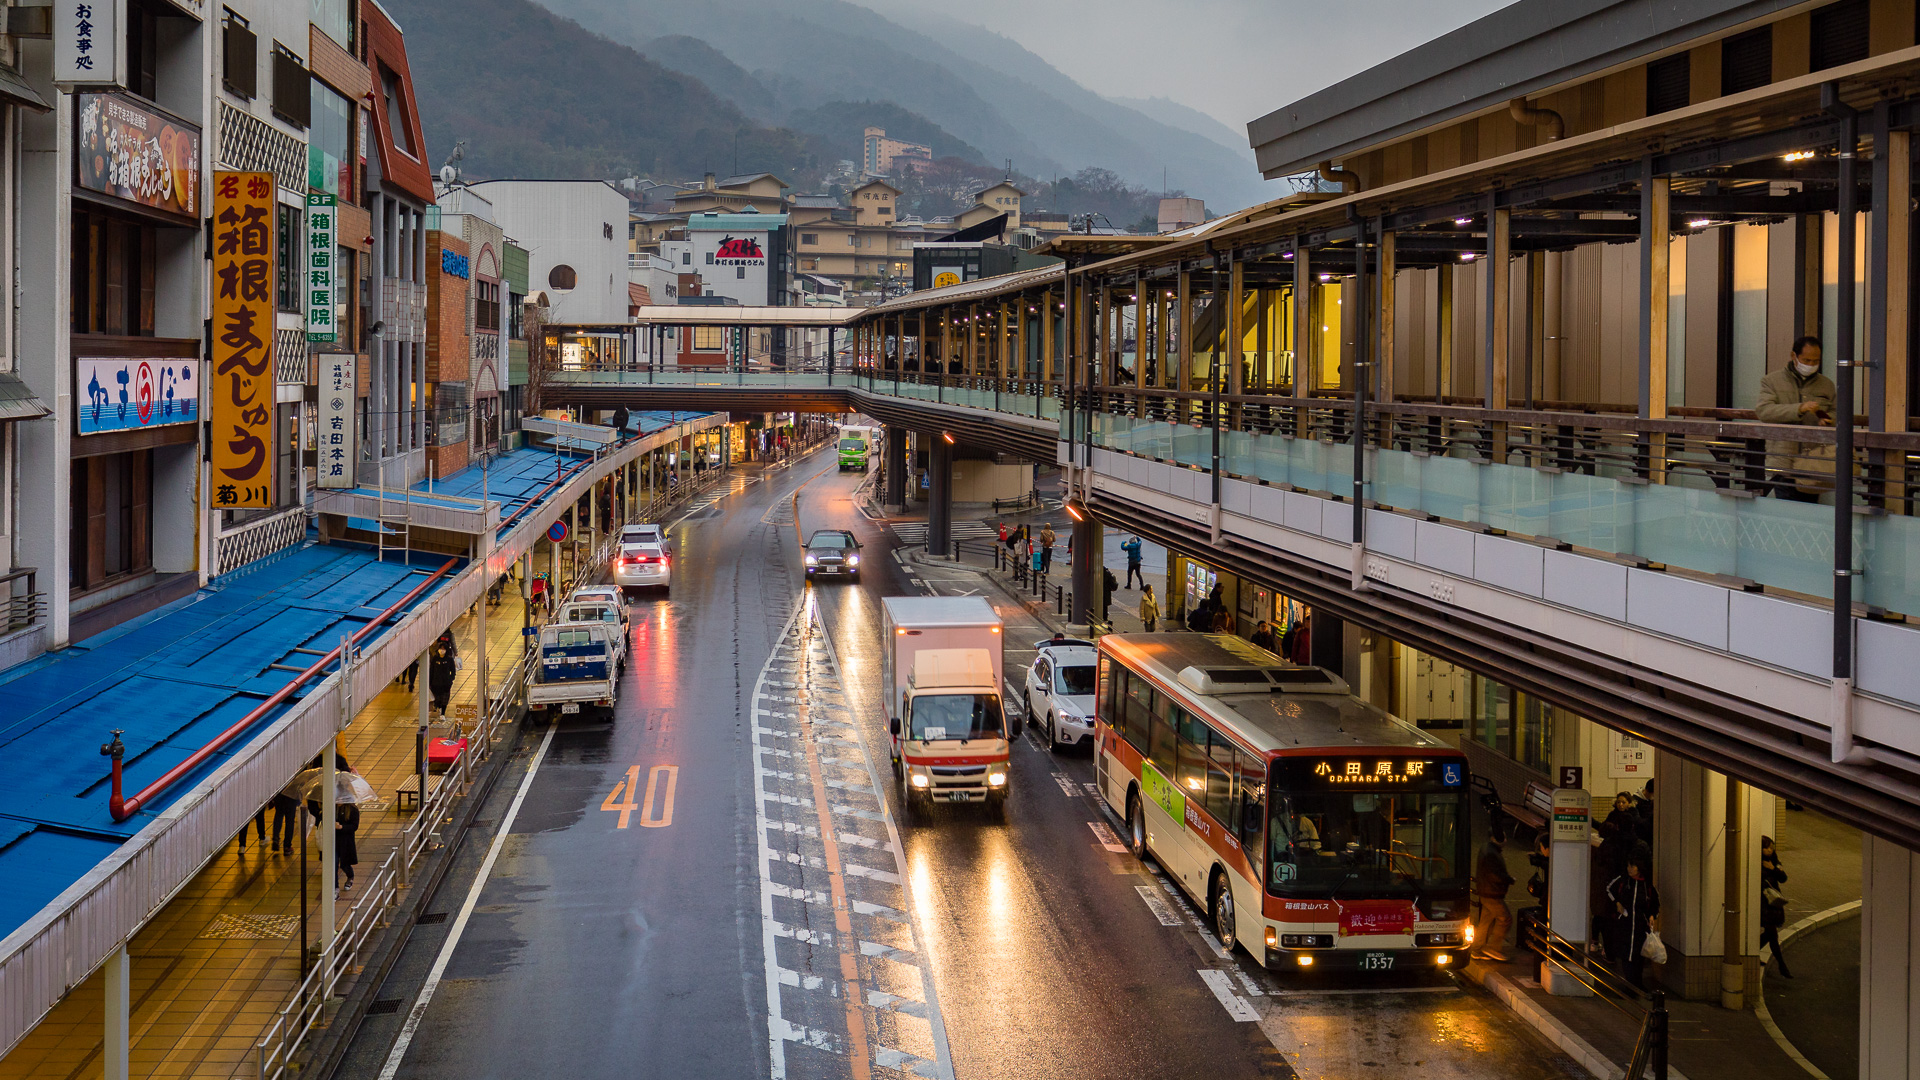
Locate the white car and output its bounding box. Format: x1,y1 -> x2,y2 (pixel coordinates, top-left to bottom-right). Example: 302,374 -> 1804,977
1026,639 -> 1098,751
564,586 -> 630,636
613,543 -> 671,592
620,523 -> 671,556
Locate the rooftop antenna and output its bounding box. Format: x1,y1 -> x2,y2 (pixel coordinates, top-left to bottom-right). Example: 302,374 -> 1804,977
439,140 -> 466,186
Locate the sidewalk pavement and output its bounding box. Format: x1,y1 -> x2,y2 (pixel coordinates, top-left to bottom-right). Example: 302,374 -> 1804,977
0,583 -> 531,1080
891,504 -> 1823,1080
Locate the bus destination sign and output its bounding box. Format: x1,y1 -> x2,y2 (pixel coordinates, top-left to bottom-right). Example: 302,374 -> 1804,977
1305,758 -> 1462,786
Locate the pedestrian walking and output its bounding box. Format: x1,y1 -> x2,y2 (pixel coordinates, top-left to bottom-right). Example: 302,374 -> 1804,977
401,658 -> 419,692
428,640 -> 457,718
235,804 -> 267,853
336,802 -> 360,891
1472,832 -> 1516,961
1121,535 -> 1145,589
1040,523 -> 1057,574
270,791 -> 299,855
1604,844 -> 1661,988
1101,567 -> 1118,621
1760,835 -> 1792,978
1139,584 -> 1159,632
998,522 -> 1009,549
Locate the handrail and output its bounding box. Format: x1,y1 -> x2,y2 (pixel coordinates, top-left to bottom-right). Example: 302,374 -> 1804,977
105,557 -> 461,821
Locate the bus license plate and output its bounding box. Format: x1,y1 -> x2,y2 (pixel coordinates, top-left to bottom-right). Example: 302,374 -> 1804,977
1360,952 -> 1394,971
561,702 -> 580,714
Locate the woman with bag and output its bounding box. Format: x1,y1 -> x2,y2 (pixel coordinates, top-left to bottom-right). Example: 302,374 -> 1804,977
1759,835 -> 1792,978
1605,844 -> 1661,988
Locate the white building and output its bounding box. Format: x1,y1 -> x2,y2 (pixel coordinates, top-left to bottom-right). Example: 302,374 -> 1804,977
462,179 -> 629,324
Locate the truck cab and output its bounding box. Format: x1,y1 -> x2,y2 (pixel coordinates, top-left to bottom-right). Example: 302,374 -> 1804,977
528,621 -> 619,718
837,428 -> 872,472
889,648 -> 1010,818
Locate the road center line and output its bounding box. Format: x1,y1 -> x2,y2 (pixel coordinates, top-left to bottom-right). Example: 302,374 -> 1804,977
377,721 -> 559,1080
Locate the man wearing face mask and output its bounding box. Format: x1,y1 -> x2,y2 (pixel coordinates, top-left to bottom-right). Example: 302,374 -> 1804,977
1755,335 -> 1837,502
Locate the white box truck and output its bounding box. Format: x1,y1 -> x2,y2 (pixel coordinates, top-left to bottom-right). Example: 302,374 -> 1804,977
881,596 -> 1010,819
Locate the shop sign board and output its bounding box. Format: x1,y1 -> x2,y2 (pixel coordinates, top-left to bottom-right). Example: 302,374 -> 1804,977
306,193 -> 337,342
76,357 -> 199,434
316,353 -> 356,489
54,0 -> 124,86
75,92 -> 199,221
210,171 -> 276,509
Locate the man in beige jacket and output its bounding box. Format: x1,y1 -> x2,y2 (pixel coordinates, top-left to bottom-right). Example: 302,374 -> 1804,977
1754,335 -> 1837,502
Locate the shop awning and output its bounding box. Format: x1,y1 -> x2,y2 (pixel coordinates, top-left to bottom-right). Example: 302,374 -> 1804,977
0,372 -> 51,421
0,64 -> 49,113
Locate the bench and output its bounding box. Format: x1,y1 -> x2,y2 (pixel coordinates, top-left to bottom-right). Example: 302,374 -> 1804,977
395,773 -> 444,812
1503,780 -> 1556,833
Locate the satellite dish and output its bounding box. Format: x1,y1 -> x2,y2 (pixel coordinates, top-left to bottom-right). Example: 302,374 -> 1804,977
440,164 -> 457,184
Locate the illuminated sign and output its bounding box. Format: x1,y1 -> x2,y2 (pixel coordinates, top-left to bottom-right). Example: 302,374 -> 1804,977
75,92 -> 201,222
54,0 -> 123,86
306,193 -> 337,342
1307,759 -> 1455,786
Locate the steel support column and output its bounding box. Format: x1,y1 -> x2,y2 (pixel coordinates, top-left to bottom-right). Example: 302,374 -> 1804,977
884,425 -> 907,509
927,435 -> 952,557
1292,242 -> 1312,434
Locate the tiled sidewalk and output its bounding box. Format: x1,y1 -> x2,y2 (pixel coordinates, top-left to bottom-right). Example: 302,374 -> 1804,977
0,586 -> 532,1080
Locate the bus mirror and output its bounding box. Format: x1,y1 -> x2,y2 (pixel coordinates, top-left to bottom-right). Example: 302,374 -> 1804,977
889,717 -> 901,736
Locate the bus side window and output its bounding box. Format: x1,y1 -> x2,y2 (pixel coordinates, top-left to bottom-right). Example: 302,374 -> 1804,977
1096,657 -> 1112,726
1235,750 -> 1266,878
1174,709 -> 1208,801
1202,727 -> 1234,827
1148,695 -> 1178,775
1122,672 -> 1151,753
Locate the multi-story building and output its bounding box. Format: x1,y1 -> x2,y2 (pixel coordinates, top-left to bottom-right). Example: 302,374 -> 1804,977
670,171 -> 791,215
789,179 -> 923,293
467,179 -> 630,325
862,126 -> 932,177
954,179 -> 1025,236
435,184 -> 508,458
362,0 -> 436,487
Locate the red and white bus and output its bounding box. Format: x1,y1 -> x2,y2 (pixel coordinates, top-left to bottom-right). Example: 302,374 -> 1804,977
1094,633 -> 1474,972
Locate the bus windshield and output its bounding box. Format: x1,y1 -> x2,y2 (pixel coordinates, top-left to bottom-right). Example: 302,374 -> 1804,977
909,694 -> 1004,741
1267,770 -> 1468,899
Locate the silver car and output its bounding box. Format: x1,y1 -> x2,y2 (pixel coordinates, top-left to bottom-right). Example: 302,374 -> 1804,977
613,543 -> 671,592
1026,642 -> 1098,751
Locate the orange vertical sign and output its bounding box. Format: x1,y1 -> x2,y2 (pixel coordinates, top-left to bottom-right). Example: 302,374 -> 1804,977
210,171 -> 276,508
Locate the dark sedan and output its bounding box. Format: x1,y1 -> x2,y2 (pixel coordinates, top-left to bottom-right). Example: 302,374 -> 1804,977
803,530 -> 862,581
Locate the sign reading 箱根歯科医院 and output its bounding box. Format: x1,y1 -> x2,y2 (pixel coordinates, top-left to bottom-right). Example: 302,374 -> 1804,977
306,193 -> 337,342
76,357 -> 200,434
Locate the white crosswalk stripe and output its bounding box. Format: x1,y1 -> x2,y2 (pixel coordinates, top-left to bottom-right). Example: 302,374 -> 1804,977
889,521 -> 998,544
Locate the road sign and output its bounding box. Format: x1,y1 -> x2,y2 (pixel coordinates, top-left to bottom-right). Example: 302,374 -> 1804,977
1558,765 -> 1584,790
547,520 -> 568,543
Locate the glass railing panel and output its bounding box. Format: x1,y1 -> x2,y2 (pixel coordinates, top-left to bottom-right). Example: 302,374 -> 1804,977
1864,513 -> 1920,614
1545,468 -> 1636,557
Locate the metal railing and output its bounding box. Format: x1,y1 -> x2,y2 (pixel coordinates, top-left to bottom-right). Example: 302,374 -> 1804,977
1516,913 -> 1670,1079
215,505 -> 311,577
1,567 -> 44,634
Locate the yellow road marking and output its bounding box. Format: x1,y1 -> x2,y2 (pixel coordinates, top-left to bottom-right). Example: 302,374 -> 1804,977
639,765 -> 678,828
601,765 -> 641,828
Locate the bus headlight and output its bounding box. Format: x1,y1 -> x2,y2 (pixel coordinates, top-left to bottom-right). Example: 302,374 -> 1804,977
910,774 -> 930,789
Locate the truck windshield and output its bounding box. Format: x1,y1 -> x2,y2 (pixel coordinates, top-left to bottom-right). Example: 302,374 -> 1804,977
839,439 -> 866,452
910,694 -> 1004,741
1054,665 -> 1095,695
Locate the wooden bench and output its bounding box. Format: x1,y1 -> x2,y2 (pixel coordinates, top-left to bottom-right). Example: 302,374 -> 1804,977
1503,780 -> 1556,833
395,773 -> 444,812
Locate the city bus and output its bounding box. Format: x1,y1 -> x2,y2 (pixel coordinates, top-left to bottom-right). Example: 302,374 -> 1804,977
1094,633 -> 1473,972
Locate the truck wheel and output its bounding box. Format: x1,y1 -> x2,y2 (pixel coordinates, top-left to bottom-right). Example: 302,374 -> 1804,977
988,793 -> 1007,823
1126,790 -> 1147,859
1210,871 -> 1238,952
897,773 -> 916,824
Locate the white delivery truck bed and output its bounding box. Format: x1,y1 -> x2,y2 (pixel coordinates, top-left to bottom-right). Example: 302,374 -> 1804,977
881,595 -> 1004,721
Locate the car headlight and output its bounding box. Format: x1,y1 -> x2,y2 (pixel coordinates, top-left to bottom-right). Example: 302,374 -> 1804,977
805,555 -> 818,565
910,774 -> 929,788
988,772 -> 1007,787
847,554 -> 860,566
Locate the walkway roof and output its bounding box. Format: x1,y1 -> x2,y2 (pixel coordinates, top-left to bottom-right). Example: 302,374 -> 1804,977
1247,0 -> 1808,177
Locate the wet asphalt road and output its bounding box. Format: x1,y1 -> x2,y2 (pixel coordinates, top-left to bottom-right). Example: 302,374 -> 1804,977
335,450 -> 1584,1080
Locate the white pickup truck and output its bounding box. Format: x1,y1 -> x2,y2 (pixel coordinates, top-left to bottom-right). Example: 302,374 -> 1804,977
527,621 -> 620,718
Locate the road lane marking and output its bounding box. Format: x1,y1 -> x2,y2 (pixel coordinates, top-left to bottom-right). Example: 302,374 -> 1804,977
639,765 -> 678,827
601,765 -> 641,828
1197,969 -> 1261,1022
1088,821 -> 1127,852
377,721 -> 558,1080
1052,774 -> 1080,797
1135,885 -> 1184,926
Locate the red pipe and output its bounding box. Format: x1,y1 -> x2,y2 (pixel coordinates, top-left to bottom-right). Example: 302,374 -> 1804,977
109,557 -> 460,822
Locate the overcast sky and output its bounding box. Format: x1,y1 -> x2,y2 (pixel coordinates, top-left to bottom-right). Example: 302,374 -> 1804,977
851,0 -> 1510,136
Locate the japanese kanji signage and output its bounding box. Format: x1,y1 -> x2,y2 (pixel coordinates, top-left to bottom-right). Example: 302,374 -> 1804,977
75,93 -> 200,222
76,357 -> 199,433
306,193 -> 337,342
316,353 -> 356,489
210,171 -> 275,509
53,0 -> 123,86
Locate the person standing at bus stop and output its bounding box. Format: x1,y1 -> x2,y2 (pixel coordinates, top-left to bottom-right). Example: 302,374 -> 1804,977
1039,523 -> 1057,574
1472,831 -> 1515,962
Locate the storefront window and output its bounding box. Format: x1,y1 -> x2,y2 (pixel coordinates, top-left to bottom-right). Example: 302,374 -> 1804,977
309,80 -> 352,196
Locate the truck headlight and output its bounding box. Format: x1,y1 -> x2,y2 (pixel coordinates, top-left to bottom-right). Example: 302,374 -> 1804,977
910,774 -> 929,788
988,773 -> 1007,787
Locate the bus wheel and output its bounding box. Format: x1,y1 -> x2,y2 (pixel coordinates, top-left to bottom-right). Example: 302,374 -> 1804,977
1125,790 -> 1147,859
1210,871 -> 1238,953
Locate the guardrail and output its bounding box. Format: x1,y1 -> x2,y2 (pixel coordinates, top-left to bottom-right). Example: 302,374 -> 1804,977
1515,912 -> 1671,1078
